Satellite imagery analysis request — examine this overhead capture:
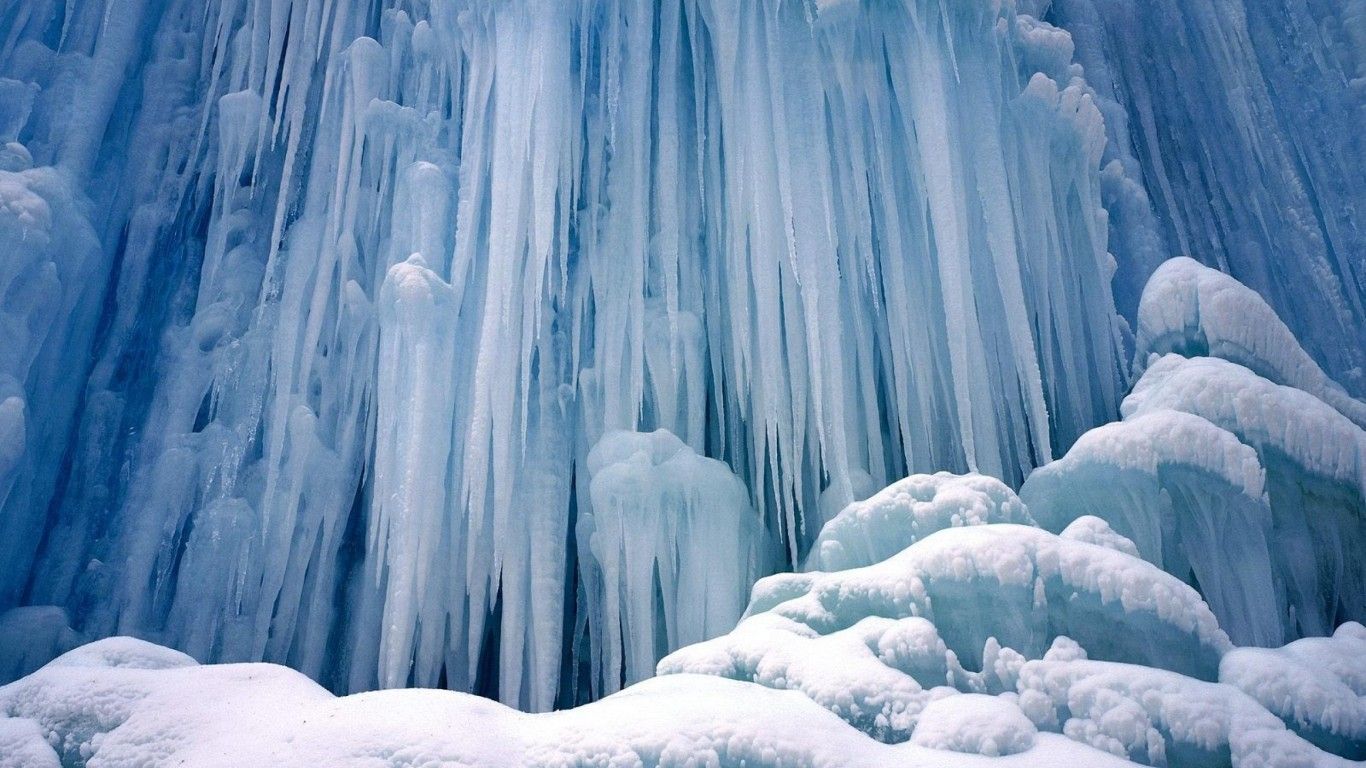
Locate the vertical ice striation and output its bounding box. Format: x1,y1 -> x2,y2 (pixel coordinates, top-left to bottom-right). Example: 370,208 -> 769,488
1036,0 -> 1366,393
0,0 -> 1134,708
580,430 -> 764,697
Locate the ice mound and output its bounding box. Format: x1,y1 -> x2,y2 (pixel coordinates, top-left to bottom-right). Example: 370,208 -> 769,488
1124,355 -> 1366,637
660,522 -> 1232,744
808,472 -> 1033,572
910,694 -> 1037,756
580,430 -> 768,693
1133,258 -> 1366,428
1016,658 -> 1342,767
1021,411 -> 1281,646
1220,623 -> 1366,758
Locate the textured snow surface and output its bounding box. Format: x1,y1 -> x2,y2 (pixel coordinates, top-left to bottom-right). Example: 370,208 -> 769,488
1133,258 -> 1366,428
808,472 -> 1034,572
0,637 -> 1145,768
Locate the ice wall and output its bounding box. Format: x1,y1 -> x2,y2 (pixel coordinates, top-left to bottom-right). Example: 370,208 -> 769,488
1034,0 -> 1366,393
0,0 -> 1132,708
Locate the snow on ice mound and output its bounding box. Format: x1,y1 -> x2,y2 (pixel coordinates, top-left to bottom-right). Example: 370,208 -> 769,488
1135,257 -> 1366,428
1020,411 -> 1282,647
911,694 -> 1036,756
1124,354 -> 1366,637
1015,657 -> 1346,767
1220,623 -> 1366,758
661,521 -> 1232,743
808,472 -> 1033,572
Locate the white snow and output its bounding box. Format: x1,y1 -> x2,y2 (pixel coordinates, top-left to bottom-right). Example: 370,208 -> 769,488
0,637 -> 1145,768
911,694 -> 1038,756
1134,257 -> 1366,428
808,472 -> 1034,572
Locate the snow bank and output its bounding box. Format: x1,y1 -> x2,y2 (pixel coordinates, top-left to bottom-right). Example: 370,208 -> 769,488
0,638 -> 1142,768
808,472 -> 1033,572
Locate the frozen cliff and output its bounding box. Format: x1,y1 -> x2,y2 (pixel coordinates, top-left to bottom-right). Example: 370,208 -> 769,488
0,0 -> 1363,756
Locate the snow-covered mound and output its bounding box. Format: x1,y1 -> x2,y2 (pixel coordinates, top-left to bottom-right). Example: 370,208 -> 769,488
1021,411 -> 1281,646
1132,258 -> 1366,428
1023,260 -> 1366,645
1122,355 -> 1366,638
0,637 -> 1141,768
808,472 -> 1033,572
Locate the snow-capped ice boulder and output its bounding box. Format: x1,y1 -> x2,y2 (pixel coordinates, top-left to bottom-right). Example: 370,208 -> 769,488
1124,355 -> 1366,637
1021,411 -> 1282,646
771,525 -> 1229,679
658,610 -> 971,743
910,694 -> 1037,756
662,517 -> 1232,741
580,430 -> 768,694
1133,258 -> 1366,428
1016,655 -> 1364,767
1220,623 -> 1366,758
808,472 -> 1033,572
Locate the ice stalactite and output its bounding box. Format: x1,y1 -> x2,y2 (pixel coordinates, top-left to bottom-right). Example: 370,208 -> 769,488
0,0 -> 1133,708
580,430 -> 764,697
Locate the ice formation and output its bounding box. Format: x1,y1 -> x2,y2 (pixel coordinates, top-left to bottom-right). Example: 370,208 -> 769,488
0,0 -> 1142,708
579,430 -> 765,696
3,257 -> 1365,761
1,0 -> 1366,761
1035,0 -> 1366,390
